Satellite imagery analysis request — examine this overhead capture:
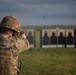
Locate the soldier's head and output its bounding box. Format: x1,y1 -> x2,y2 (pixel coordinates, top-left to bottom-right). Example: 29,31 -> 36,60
0,15 -> 21,33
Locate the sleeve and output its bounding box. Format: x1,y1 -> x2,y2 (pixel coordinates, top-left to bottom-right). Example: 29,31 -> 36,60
15,38 -> 30,53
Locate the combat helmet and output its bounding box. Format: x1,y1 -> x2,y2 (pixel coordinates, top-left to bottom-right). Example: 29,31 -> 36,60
0,15 -> 21,33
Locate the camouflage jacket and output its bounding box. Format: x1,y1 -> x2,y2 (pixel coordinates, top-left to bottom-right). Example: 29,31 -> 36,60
0,33 -> 29,75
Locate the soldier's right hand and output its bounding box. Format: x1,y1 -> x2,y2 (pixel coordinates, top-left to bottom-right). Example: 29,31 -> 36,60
20,34 -> 26,39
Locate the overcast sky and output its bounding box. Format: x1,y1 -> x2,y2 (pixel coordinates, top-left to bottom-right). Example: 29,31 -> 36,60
0,0 -> 76,26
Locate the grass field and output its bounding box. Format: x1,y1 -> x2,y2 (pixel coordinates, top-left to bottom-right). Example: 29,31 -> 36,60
19,48 -> 76,75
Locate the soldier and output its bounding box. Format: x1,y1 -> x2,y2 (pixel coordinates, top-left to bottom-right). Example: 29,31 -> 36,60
0,15 -> 30,75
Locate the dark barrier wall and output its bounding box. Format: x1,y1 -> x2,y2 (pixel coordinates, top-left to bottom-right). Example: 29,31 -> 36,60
74,29 -> 76,47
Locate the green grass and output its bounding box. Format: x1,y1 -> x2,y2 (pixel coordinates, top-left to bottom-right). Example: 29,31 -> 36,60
19,48 -> 76,75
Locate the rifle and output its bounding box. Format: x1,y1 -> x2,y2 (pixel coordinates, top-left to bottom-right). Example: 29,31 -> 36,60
17,61 -> 22,74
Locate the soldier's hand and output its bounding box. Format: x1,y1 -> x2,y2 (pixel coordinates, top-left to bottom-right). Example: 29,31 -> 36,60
20,34 -> 26,39
20,31 -> 26,39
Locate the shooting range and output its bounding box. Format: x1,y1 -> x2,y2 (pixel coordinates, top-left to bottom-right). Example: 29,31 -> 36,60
57,29 -> 66,48
50,29 -> 57,47
41,29 -> 50,48
26,29 -> 35,48
66,29 -> 74,48
22,26 -> 76,48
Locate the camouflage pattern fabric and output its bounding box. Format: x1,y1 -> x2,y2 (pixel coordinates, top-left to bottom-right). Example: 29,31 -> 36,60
0,33 -> 29,75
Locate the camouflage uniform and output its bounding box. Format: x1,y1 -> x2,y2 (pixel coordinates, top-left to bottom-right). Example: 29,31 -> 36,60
0,16 -> 30,75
